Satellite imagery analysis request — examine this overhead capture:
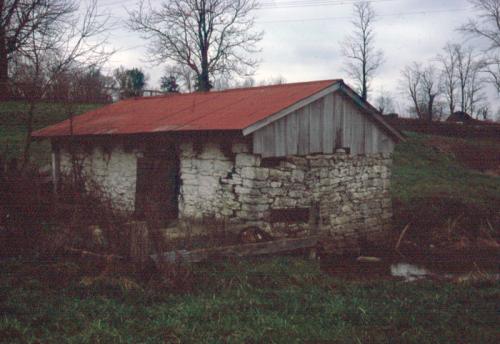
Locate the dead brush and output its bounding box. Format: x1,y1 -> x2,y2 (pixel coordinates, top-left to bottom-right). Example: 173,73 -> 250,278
453,263 -> 500,285
143,192 -> 194,291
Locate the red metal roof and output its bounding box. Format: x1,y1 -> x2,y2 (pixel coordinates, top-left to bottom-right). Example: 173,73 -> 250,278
33,79 -> 340,137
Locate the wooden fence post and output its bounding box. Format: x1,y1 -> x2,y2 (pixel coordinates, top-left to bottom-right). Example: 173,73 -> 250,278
129,221 -> 150,271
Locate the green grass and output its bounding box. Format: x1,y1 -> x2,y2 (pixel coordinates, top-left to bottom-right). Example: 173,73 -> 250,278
392,132 -> 500,204
391,132 -> 500,230
0,101 -> 102,165
0,256 -> 498,343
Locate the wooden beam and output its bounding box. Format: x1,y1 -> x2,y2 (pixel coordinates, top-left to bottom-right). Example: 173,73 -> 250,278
151,236 -> 322,264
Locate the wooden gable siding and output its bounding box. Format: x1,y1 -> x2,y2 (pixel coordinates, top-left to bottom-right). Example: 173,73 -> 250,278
252,92 -> 394,158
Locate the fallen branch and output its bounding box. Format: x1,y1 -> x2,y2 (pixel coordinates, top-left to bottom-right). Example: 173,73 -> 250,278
65,247 -> 125,261
395,223 -> 411,256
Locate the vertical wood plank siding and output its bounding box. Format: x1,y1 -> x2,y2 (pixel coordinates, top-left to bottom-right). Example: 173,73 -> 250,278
253,91 -> 394,157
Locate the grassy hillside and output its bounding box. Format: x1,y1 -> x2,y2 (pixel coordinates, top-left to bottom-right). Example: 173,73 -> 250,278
0,101 -> 102,166
391,132 -> 500,241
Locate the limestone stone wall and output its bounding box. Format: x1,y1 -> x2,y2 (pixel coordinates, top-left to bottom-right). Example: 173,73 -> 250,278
56,138 -> 394,252
58,145 -> 139,212
178,141 -> 393,251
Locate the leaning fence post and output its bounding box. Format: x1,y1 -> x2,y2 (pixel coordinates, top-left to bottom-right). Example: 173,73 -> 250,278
128,221 -> 150,271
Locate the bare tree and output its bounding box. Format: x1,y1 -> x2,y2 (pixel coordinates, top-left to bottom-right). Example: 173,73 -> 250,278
420,64 -> 442,122
341,1 -> 384,100
10,0 -> 112,166
466,59 -> 488,115
461,0 -> 500,93
375,88 -> 395,114
453,45 -> 475,113
400,62 -> 423,118
259,75 -> 287,86
476,105 -> 490,120
128,0 -> 263,92
438,43 -> 459,115
400,62 -> 442,121
165,64 -> 196,92
437,43 -> 488,117
0,0 -> 79,99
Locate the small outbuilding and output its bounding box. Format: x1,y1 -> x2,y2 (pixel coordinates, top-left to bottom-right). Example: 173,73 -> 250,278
446,111 -> 480,124
34,80 -> 403,252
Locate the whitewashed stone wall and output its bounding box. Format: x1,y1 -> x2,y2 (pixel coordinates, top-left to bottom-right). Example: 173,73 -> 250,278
56,138 -> 394,251
58,145 -> 139,212
178,142 -> 235,220
178,141 -> 393,251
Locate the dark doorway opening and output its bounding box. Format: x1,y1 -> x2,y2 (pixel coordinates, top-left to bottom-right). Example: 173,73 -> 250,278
134,144 -> 180,227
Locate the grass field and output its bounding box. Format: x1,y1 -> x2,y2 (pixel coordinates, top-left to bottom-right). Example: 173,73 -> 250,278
1,102 -> 499,342
0,257 -> 499,343
391,131 -> 500,236
0,101 -> 102,165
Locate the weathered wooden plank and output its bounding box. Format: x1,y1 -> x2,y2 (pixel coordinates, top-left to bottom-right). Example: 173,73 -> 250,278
242,83 -> 341,135
371,125 -> 379,153
333,93 -> 343,148
297,107 -> 310,155
322,93 -> 334,153
252,129 -> 264,154
309,99 -> 323,153
251,88 -> 398,158
273,117 -> 287,157
342,95 -> 352,152
261,124 -> 276,158
152,236 -> 322,264
285,111 -> 299,156
364,117 -> 374,154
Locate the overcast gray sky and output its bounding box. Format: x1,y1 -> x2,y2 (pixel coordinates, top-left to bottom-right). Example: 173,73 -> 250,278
95,0 -> 499,116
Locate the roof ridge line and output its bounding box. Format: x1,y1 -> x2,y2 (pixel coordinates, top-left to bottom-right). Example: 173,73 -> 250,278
128,79 -> 342,101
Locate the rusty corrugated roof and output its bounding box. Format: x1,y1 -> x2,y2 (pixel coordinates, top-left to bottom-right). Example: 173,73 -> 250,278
32,79 -> 341,137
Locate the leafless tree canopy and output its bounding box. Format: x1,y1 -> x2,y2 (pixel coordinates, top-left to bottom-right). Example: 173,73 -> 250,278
437,44 -> 487,117
0,0 -> 80,99
461,0 -> 500,93
400,62 -> 442,121
128,0 -> 263,92
8,0 -> 113,165
341,1 -> 383,101
400,62 -> 422,118
419,65 -> 441,121
375,89 -> 395,115
438,43 -> 459,115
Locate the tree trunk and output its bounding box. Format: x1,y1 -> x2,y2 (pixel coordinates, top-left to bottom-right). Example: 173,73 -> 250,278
427,95 -> 435,122
21,101 -> 36,168
362,60 -> 367,100
198,57 -> 210,92
0,29 -> 10,100
197,3 -> 211,93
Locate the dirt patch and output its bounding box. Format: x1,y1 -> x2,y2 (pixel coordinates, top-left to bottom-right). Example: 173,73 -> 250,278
321,246 -> 499,283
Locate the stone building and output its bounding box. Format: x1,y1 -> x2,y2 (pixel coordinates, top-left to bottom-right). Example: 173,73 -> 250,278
34,80 -> 403,251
